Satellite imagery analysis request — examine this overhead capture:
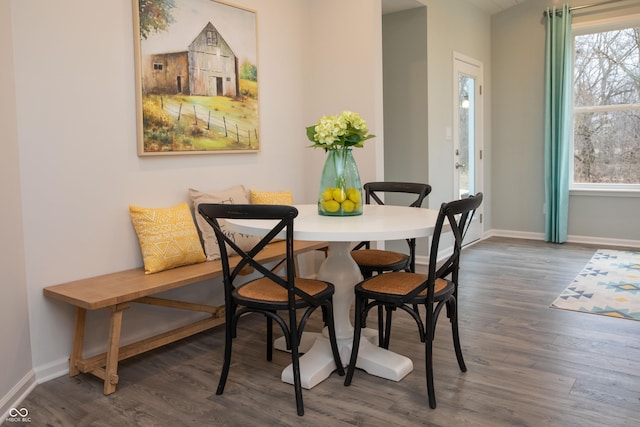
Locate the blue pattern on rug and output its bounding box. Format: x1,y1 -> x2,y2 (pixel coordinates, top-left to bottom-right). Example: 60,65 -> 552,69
551,249 -> 640,321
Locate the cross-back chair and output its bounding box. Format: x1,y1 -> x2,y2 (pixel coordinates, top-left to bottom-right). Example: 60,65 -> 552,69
198,203 -> 344,416
344,193 -> 483,409
350,181 -> 432,347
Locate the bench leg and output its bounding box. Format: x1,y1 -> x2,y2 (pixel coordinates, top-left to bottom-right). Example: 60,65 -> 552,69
103,303 -> 129,395
69,307 -> 86,376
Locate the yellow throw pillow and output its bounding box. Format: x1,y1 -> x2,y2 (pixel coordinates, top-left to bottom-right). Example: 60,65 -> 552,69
189,186 -> 260,261
249,189 -> 294,205
129,202 -> 206,274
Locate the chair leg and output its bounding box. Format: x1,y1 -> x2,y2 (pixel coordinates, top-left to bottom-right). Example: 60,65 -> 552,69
448,299 -> 467,372
413,304 -> 426,343
360,269 -> 374,334
216,308 -> 234,395
266,315 -> 273,361
290,344 -> 304,416
382,306 -> 393,349
425,304 -> 436,409
377,305 -> 385,347
324,303 -> 344,376
412,303 -> 421,320
345,296 -> 365,386
425,336 -> 436,409
289,312 -> 304,416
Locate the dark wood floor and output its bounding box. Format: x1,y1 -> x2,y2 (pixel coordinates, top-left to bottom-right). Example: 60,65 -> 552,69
7,237 -> 639,426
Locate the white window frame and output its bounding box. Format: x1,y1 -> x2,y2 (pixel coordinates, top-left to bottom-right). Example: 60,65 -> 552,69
571,14 -> 640,196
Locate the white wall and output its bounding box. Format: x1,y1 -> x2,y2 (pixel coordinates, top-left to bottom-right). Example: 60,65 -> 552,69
425,0 -> 492,219
382,7 -> 429,186
4,0 -> 384,404
302,0 -> 383,186
382,6 -> 429,256
491,0 -> 640,243
0,0 -> 34,416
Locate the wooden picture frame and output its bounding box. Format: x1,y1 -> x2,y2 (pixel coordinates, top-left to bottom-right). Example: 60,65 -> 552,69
132,0 -> 259,156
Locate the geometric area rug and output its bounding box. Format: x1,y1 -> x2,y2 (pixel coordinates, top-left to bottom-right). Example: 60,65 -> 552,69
550,249 -> 640,321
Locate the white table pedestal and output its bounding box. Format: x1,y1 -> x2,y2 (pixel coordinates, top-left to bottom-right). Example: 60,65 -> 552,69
278,241 -> 413,389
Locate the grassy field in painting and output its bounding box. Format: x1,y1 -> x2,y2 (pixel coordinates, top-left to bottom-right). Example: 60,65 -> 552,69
142,80 -> 259,153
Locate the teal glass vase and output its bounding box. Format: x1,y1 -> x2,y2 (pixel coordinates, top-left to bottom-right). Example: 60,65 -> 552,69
318,148 -> 363,216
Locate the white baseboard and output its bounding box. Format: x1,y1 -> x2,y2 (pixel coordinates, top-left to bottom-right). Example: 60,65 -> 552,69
566,234 -> 640,248
414,229 -> 640,267
34,356 -> 70,384
487,229 -> 640,249
485,229 -> 544,241
1,370 -> 37,422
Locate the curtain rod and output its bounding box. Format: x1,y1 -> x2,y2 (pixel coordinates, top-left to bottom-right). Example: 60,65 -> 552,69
543,0 -> 629,16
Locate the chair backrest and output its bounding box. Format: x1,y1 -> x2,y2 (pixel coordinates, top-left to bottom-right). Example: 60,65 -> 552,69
363,182 -> 432,208
427,193 -> 483,291
355,182 -> 432,254
197,203 -> 317,304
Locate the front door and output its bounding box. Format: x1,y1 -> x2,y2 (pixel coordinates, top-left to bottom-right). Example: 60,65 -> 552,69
453,52 -> 483,244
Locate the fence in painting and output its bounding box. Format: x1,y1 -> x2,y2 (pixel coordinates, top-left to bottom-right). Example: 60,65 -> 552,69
159,97 -> 259,149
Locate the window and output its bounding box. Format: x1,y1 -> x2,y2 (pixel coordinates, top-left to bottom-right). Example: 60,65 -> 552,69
206,30 -> 218,46
572,16 -> 640,190
153,62 -> 163,71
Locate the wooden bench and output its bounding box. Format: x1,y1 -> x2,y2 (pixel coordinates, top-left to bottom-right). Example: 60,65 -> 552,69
43,240 -> 327,395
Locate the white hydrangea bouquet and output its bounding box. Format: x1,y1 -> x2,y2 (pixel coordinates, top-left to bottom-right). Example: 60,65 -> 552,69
306,110 -> 375,151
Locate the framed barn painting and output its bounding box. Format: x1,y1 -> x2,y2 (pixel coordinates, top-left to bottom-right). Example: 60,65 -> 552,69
132,0 -> 259,155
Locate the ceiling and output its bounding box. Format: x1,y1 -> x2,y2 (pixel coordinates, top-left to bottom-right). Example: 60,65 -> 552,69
381,0 -> 529,16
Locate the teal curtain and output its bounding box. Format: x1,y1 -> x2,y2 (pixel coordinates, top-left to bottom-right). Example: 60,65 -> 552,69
544,4 -> 572,243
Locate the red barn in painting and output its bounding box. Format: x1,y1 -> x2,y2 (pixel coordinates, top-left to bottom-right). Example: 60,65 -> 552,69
142,22 -> 239,97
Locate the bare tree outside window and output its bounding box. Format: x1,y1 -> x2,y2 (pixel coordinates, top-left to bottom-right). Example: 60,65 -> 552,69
573,25 -> 640,184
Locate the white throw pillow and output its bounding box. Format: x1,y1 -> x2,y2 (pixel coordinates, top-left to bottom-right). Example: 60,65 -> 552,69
189,185 -> 260,261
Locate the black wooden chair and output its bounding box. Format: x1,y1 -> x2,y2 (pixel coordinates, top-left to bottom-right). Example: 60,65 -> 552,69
198,203 -> 344,416
350,181 -> 432,348
344,193 -> 483,409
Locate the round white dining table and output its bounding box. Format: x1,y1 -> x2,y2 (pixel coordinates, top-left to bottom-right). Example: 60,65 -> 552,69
226,203 -> 441,389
